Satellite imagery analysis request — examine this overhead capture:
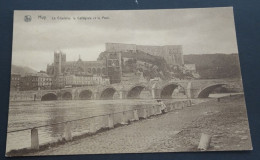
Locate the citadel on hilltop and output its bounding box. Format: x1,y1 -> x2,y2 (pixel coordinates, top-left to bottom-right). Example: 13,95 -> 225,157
11,43 -> 197,91
105,43 -> 184,66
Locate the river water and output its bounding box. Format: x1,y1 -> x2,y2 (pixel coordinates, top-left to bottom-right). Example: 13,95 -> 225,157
6,99 -> 166,152
6,93 -> 241,152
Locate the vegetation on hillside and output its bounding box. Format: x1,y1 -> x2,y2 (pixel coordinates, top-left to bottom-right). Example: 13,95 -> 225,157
184,54 -> 242,79
99,51 -> 242,80
122,50 -> 171,79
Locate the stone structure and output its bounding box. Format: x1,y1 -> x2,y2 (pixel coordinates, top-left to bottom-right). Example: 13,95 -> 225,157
46,43 -> 188,88
184,64 -> 196,72
19,72 -> 52,91
47,51 -> 107,77
105,43 -> 184,66
101,52 -> 122,84
10,73 -> 21,91
9,79 -> 243,101
47,51 -> 108,88
19,74 -> 38,91
64,75 -> 110,87
36,72 -> 52,90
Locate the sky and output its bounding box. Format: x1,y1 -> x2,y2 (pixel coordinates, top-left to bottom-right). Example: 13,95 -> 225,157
12,7 -> 238,71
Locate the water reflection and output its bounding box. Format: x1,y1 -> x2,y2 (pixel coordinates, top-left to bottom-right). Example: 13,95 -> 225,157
47,106 -> 66,140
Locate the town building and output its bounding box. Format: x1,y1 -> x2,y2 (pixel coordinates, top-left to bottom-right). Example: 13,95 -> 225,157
52,75 -> 65,89
20,72 -> 52,91
20,74 -> 39,91
10,73 -> 21,91
36,72 -> 52,90
65,75 -> 110,87
47,51 -> 111,88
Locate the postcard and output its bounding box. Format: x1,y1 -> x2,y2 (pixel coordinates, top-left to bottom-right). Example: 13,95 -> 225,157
6,7 -> 252,156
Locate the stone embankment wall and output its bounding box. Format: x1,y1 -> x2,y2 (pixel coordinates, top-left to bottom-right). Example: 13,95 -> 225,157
9,91 -> 39,101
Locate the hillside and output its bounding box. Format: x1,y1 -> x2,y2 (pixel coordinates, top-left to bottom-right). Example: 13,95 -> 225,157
98,50 -> 171,80
98,51 -> 242,80
11,65 -> 37,76
122,50 -> 170,80
184,54 -> 242,79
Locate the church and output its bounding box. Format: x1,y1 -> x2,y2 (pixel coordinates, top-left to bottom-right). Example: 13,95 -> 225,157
46,43 -> 184,88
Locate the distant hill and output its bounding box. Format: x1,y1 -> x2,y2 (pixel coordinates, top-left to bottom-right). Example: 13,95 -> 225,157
11,65 -> 37,76
184,54 -> 242,79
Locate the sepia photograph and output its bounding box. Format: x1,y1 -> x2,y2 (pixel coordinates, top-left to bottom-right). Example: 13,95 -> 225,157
6,7 -> 252,156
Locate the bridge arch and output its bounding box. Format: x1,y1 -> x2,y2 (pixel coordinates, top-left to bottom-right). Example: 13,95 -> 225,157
79,90 -> 93,100
61,92 -> 72,100
197,84 -> 226,98
127,85 -> 150,99
100,87 -> 117,100
160,83 -> 186,99
41,93 -> 57,101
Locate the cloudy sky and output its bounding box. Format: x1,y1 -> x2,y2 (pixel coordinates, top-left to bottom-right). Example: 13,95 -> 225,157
12,7 -> 238,71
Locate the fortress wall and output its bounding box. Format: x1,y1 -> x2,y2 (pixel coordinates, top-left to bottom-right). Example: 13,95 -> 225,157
106,43 -> 136,52
137,45 -> 183,65
105,43 -> 184,65
136,45 -> 163,55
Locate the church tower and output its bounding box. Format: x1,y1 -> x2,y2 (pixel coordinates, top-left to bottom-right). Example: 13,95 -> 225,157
54,50 -> 66,76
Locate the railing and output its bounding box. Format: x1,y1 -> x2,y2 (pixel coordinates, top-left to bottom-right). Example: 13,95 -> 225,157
6,100 -> 192,154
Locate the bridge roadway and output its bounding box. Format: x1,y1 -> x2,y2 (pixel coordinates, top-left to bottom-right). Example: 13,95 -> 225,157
9,79 -> 243,101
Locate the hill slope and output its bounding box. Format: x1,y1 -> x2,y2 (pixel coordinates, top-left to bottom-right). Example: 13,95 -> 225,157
11,65 -> 37,76
184,54 -> 242,79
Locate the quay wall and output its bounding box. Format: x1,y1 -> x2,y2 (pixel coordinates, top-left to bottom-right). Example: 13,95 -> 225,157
9,91 -> 39,102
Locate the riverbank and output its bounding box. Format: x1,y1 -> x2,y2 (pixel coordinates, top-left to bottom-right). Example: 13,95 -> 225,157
146,95 -> 252,152
14,94 -> 251,156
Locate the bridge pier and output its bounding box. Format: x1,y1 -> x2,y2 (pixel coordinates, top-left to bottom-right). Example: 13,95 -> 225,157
186,82 -> 192,99
93,92 -> 99,100
119,90 -> 127,99
151,88 -> 161,99
71,89 -> 76,100
188,88 -> 200,99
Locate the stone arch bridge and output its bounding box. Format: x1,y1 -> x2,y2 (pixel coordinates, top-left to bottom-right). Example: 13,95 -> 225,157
32,79 -> 243,101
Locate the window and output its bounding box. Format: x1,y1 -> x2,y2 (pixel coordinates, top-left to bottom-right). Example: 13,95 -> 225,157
102,68 -> 106,75
92,68 -> 96,74
97,68 -> 101,75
